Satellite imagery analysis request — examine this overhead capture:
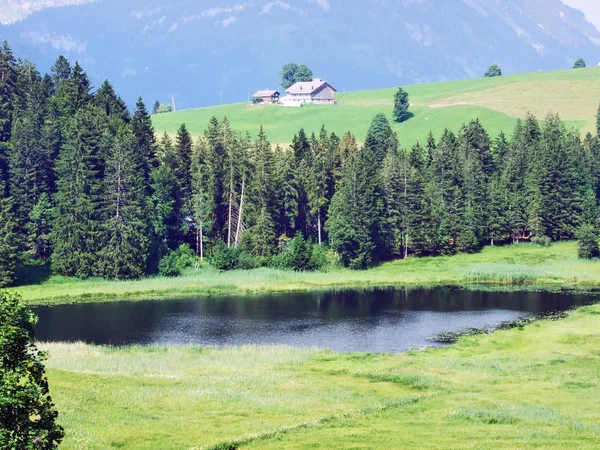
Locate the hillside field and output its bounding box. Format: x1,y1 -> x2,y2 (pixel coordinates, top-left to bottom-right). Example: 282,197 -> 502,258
152,67 -> 600,146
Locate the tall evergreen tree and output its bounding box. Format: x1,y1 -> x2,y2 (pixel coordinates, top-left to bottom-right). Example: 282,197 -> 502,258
364,113 -> 393,167
98,131 -> 148,279
275,146 -> 298,238
327,145 -> 387,269
0,193 -> 20,286
131,98 -> 158,193
93,80 -> 130,123
51,106 -> 104,277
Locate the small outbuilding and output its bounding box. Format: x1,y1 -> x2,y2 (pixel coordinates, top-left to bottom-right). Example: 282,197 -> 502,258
252,89 -> 280,103
282,78 -> 336,106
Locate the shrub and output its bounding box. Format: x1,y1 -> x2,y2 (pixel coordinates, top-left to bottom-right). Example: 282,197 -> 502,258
0,291 -> 65,448
576,224 -> 600,259
236,252 -> 260,270
573,58 -> 586,69
287,234 -> 313,271
211,240 -> 239,271
531,235 -> 552,247
308,243 -> 327,271
484,64 -> 502,77
158,244 -> 196,277
251,96 -> 263,105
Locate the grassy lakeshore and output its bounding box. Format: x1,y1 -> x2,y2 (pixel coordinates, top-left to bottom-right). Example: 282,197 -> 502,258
43,301 -> 600,449
13,241 -> 600,305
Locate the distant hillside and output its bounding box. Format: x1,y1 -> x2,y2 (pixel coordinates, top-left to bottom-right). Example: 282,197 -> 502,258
151,67 -> 600,146
0,0 -> 599,109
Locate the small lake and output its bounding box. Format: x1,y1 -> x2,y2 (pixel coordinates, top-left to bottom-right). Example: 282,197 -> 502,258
33,288 -> 597,353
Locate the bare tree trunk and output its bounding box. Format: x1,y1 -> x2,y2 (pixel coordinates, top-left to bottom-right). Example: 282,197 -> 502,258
317,210 -> 322,246
404,233 -> 408,259
227,174 -> 233,247
200,221 -> 204,262
235,178 -> 245,247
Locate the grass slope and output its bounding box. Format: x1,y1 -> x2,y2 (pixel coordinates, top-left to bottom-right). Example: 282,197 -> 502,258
44,301 -> 600,449
152,68 -> 600,146
13,241 -> 600,305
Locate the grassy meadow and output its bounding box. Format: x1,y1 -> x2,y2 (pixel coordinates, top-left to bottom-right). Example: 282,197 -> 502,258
152,67 -> 600,146
14,241 -> 600,306
44,300 -> 600,449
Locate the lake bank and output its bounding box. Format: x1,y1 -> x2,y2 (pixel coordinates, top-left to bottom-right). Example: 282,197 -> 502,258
43,300 -> 600,449
13,241 -> 600,306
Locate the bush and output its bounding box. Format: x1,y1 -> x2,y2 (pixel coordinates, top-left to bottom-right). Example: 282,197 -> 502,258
531,235 -> 552,247
0,291 -> 65,448
484,64 -> 502,77
576,224 -> 600,259
251,96 -> 263,105
211,240 -> 239,271
308,243 -> 327,271
287,234 -> 313,271
158,244 -> 195,277
573,58 -> 586,69
236,252 -> 260,270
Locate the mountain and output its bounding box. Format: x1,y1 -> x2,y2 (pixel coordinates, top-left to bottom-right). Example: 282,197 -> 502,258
1,0 -> 599,109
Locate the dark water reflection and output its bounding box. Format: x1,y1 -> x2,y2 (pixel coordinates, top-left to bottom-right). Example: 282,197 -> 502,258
33,288 -> 597,353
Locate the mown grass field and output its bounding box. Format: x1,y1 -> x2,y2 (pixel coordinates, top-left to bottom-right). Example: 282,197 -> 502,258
13,241 -> 600,306
151,67 -> 600,146
44,300 -> 600,449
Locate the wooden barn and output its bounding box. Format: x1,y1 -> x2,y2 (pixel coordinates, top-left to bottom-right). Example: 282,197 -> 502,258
283,78 -> 336,106
252,89 -> 280,103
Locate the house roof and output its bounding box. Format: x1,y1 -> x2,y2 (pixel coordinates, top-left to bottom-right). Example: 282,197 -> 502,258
286,78 -> 336,94
253,90 -> 279,97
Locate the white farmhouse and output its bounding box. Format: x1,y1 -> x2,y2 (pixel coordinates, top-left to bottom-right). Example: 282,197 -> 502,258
282,78 -> 336,107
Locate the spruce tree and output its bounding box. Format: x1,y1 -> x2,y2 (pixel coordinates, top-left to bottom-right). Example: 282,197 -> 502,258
0,193 -> 20,286
50,55 -> 71,88
132,97 -> 158,193
275,146 -> 298,238
9,114 -> 53,232
246,127 -> 277,256
327,145 -> 386,269
93,80 -> 130,123
51,106 -> 104,277
364,113 -> 393,167
27,193 -> 53,261
306,130 -> 329,245
98,131 -> 148,279
393,87 -> 410,123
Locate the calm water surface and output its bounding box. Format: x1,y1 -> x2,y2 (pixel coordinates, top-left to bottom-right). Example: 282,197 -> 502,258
33,288 -> 596,353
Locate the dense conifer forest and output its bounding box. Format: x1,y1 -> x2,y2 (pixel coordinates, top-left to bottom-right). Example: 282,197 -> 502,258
1,41 -> 599,285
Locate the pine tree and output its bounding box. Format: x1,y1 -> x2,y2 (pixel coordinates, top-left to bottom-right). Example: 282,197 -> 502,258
306,130 -> 329,245
51,106 -> 104,277
364,113 -> 393,167
393,87 -> 410,123
93,80 -> 130,123
50,55 -> 71,88
191,141 -> 213,264
26,193 -> 53,261
150,165 -> 178,249
98,131 -> 148,279
175,123 -> 193,203
275,146 -> 298,238
327,146 -> 386,269
132,98 -> 158,194
0,42 -> 18,188
9,113 -> 53,232
0,193 -> 20,286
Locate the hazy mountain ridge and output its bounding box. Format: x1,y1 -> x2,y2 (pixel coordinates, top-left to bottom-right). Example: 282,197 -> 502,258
0,0 -> 598,109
